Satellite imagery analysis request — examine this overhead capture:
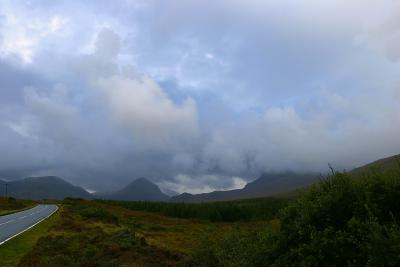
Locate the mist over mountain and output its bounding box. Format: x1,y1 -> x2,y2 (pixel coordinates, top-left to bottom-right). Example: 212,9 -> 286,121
171,172 -> 318,202
0,176 -> 169,201
0,154 -> 398,202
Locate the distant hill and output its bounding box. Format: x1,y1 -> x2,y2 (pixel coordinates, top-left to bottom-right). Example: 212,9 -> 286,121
0,176 -> 92,200
170,172 -> 318,203
109,178 -> 169,201
350,154 -> 400,175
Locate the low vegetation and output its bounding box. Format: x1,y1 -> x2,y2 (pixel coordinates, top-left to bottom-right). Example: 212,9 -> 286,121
194,167 -> 400,266
0,197 -> 36,216
17,199 -> 264,266
98,197 -> 290,222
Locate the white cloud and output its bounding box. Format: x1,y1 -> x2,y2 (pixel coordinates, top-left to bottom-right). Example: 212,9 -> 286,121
158,174 -> 247,194
205,53 -> 214,59
23,85 -> 84,146
94,74 -> 199,145
82,28 -> 199,146
49,16 -> 68,33
0,10 -> 68,63
203,90 -> 400,174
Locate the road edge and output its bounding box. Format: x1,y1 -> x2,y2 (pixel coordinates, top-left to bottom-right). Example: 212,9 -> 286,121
0,204 -> 39,217
0,205 -> 59,246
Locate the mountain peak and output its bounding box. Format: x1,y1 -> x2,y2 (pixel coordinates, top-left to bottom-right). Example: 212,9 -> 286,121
111,177 -> 168,201
131,177 -> 152,184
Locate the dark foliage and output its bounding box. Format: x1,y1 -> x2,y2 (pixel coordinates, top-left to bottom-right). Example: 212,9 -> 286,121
193,167 -> 400,266
97,197 -> 290,222
0,197 -> 35,214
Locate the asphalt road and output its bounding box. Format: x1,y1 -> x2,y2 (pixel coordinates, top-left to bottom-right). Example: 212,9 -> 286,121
0,204 -> 58,245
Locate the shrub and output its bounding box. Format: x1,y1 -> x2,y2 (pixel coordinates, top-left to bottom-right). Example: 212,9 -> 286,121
263,169 -> 400,266
192,168 -> 400,266
77,205 -> 119,225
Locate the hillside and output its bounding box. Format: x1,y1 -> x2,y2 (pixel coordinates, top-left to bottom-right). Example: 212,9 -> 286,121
171,172 -> 318,202
110,178 -> 169,201
0,176 -> 92,200
350,154 -> 400,174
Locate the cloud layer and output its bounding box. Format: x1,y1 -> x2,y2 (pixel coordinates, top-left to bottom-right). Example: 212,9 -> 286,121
0,1 -> 399,193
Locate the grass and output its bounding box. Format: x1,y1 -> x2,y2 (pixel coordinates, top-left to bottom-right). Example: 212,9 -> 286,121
0,196 -> 289,266
14,199 -> 273,266
0,197 -> 37,216
0,205 -> 61,267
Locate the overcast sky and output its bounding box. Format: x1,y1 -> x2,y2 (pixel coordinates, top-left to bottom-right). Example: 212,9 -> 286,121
0,0 -> 399,193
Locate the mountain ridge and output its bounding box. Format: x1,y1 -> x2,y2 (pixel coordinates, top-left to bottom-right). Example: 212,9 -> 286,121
170,172 -> 318,202
109,177 -> 169,201
0,176 -> 92,200
350,154 -> 400,174
2,154 -> 398,202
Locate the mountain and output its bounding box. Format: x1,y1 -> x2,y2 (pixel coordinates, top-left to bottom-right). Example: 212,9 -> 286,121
161,188 -> 180,197
110,178 -> 169,201
171,154 -> 400,203
350,154 -> 400,175
171,172 -> 318,203
0,176 -> 92,200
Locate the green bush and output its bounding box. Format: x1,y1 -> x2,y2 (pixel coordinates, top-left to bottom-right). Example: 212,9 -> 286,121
193,228 -> 270,267
267,170 -> 400,266
76,205 -> 119,225
111,226 -> 137,250
193,168 -> 400,266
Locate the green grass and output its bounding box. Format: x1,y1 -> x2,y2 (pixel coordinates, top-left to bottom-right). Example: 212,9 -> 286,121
0,197 -> 36,216
0,205 -> 61,267
15,199 -> 273,266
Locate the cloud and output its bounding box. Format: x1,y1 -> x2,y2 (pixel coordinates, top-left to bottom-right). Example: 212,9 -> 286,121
83,28 -> 199,146
95,28 -> 120,59
94,75 -> 198,145
23,85 -> 85,146
202,91 -> 400,174
0,1 -> 399,194
0,7 -> 68,63
157,174 -> 247,194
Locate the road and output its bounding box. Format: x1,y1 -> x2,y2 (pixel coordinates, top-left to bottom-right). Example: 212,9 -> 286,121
0,204 -> 58,245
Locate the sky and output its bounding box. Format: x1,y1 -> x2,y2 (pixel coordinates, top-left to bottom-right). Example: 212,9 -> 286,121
0,0 -> 399,194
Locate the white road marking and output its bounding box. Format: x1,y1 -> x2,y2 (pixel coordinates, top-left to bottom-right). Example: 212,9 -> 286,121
0,219 -> 15,226
0,205 -> 58,246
